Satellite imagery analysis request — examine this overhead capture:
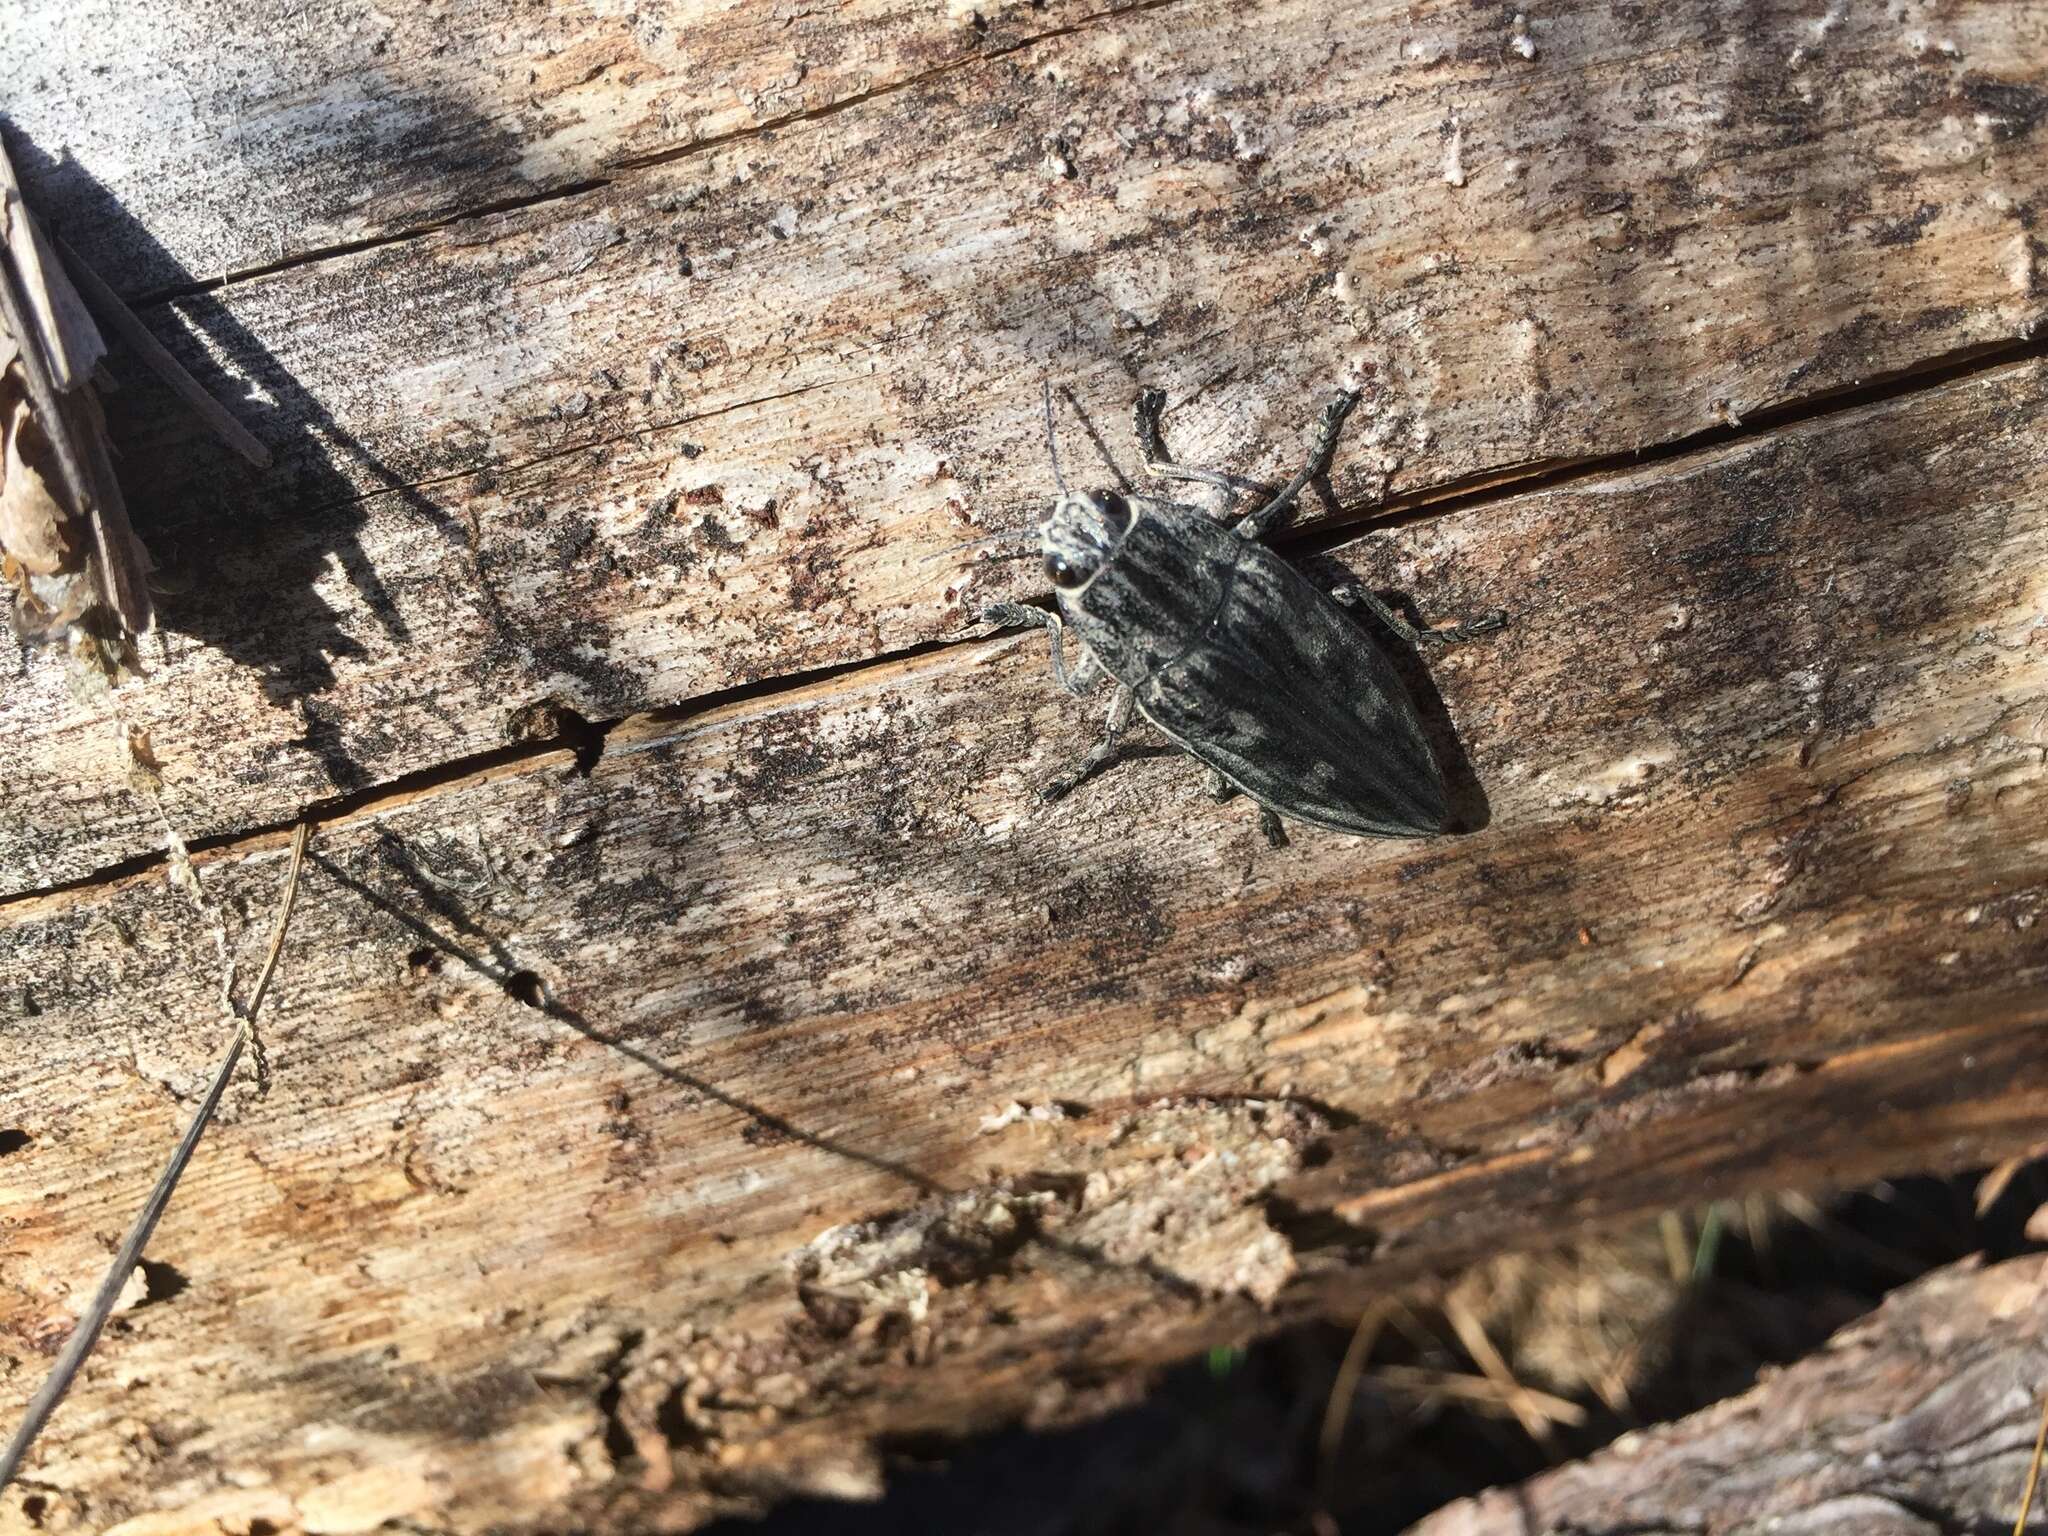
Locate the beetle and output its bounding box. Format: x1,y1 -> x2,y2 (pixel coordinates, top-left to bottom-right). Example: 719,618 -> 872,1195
982,384 -> 1503,845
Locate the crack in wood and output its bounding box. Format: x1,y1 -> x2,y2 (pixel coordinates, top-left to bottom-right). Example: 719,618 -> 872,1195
6,341 -> 2041,914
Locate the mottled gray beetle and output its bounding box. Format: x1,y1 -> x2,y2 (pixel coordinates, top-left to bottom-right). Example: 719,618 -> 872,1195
983,386 -> 1503,845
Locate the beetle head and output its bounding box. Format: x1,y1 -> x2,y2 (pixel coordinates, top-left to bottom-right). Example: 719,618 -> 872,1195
1038,489 -> 1134,593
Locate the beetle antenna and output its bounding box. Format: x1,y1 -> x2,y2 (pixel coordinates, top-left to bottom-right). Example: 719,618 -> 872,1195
1047,383 -> 1133,493
919,528 -> 1037,564
1041,380 -> 1069,495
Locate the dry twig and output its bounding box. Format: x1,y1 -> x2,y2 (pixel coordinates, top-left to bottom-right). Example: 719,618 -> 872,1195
0,823 -> 312,1491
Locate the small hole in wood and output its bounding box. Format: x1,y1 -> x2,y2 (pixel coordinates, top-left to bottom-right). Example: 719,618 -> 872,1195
138,1259 -> 189,1306
505,971 -> 548,1009
406,945 -> 442,977
656,1385 -> 710,1450
0,1129 -> 30,1156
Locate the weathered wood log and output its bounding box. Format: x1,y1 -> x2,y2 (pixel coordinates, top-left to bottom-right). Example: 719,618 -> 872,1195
2,0 -> 2046,889
8,0 -> 2048,1527
4,346 -> 2045,1529
1410,1251 -> 2048,1536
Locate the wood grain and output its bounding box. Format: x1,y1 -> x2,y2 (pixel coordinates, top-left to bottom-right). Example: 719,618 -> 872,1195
3,0 -> 2046,890
4,358 -> 2044,1532
1411,1252 -> 2048,1536
2,0 -> 1115,289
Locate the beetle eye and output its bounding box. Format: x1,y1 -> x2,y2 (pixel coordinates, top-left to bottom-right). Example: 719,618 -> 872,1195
1098,491 -> 1133,537
1045,553 -> 1089,590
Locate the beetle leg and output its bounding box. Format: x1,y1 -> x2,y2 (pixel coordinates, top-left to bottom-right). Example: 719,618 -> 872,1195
1041,684 -> 1135,802
983,602 -> 1102,695
1257,806 -> 1288,847
1204,766 -> 1237,803
1329,584 -> 1508,646
1234,390 -> 1363,542
1133,389 -> 1268,499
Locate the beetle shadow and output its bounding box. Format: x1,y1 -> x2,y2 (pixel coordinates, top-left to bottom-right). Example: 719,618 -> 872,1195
4,115 -> 504,795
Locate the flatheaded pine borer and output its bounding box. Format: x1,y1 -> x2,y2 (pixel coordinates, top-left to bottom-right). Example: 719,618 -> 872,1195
981,384 -> 1503,846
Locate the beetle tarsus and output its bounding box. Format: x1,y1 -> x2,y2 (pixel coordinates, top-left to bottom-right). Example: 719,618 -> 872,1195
982,602 -> 1100,695
1039,683 -> 1134,801
1233,388 -> 1363,542
1204,767 -> 1237,804
981,601 -> 1039,629
1441,608 -> 1510,643
1133,387 -> 1269,500
1329,585 -> 1507,648
1040,754 -> 1103,803
1258,807 -> 1288,847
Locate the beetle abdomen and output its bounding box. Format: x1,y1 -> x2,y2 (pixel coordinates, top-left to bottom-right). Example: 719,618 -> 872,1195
1133,544 -> 1450,838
